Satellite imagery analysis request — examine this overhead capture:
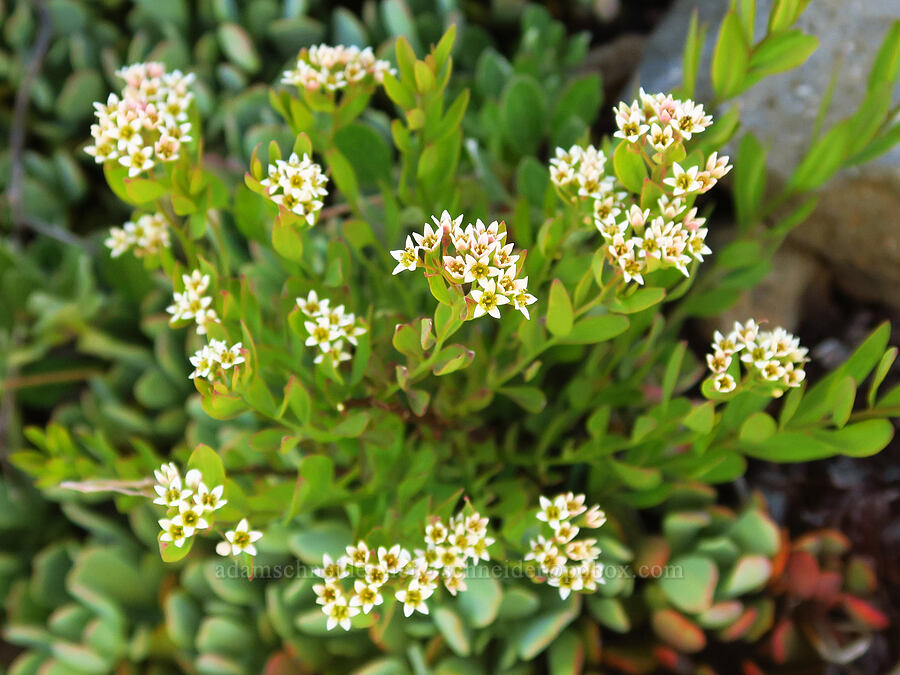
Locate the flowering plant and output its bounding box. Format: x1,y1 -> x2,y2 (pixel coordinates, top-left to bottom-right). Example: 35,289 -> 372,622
5,3 -> 900,674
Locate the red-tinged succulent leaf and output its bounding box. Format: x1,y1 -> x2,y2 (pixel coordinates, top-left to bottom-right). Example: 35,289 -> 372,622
717,607 -> 758,641
652,646 -> 681,670
264,652 -> 311,675
818,529 -> 851,555
634,536 -> 671,575
697,601 -> 743,629
721,555 -> 772,598
580,619 -> 602,665
770,528 -> 791,580
744,598 -> 776,642
842,594 -> 890,630
742,660 -> 766,675
845,556 -> 878,595
603,646 -> 658,675
786,550 -> 820,599
815,570 -> 843,605
651,609 -> 707,653
767,619 -> 804,664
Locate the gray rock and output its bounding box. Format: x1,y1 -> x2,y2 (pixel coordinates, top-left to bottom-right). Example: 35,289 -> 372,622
633,0 -> 900,311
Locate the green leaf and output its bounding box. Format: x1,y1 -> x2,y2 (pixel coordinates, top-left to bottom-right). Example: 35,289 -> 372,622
610,287 -> 666,314
187,444 -> 226,488
432,345 -> 475,376
513,596 -> 581,660
457,576 -> 502,628
406,388 -> 430,417
814,419 -> 894,457
868,347 -> 897,407
738,412 -> 776,444
683,401 -> 715,434
289,521 -> 351,563
609,459 -> 661,490
283,377 -> 311,424
748,30 -> 818,78
651,609 -> 706,653
499,386 -> 546,413
681,10 -> 705,98
729,509 -> 780,557
720,555 -> 772,598
325,147 -> 360,204
547,629 -> 583,675
711,12 -> 750,99
734,133 -> 767,229
217,23 -> 260,73
432,607 -> 471,656
613,141 -> 648,193
272,218 -> 304,263
287,455 -> 334,519
552,74 -> 602,129
868,20 -> 900,88
333,124 -> 391,187
546,279 -> 573,337
392,323 -> 422,358
830,375 -> 856,428
789,120 -> 851,191
501,75 -> 546,156
660,556 -> 718,613
124,178 -> 166,204
561,315 -> 629,345
587,596 -> 630,632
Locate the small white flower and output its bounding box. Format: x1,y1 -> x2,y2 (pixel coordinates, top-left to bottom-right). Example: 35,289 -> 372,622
159,518 -> 187,548
664,162 -> 702,196
378,544 -> 411,574
153,476 -> 191,507
315,554 -> 350,581
390,235 -> 419,274
218,518 -> 263,556
324,596 -> 359,631
470,278 -> 509,319
194,482 -> 227,512
173,500 -> 208,537
350,580 -> 383,614
536,495 -> 569,529
547,566 -> 584,600
395,579 -> 433,617
714,372 -> 737,393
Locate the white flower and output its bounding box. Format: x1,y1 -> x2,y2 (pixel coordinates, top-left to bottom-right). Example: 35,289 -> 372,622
350,580 -> 384,614
324,596 -> 359,631
583,505 -> 607,529
184,469 -> 203,490
344,541 -> 371,567
714,372 -> 737,393
470,278 -> 509,319
395,579 -> 434,617
378,544 -> 411,574
536,495 -> 569,529
214,342 -> 245,370
305,318 -> 339,352
315,554 -> 350,581
159,518 -> 187,548
217,518 -> 263,556
154,462 -> 180,486
547,566 -> 584,600
189,345 -> 217,380
664,162 -> 702,196
390,235 -> 419,274
194,482 -> 227,512
297,290 -> 328,317
183,270 -> 210,295
153,476 -> 191,507
173,500 -> 208,537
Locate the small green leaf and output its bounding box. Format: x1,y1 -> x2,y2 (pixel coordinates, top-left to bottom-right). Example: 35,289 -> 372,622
660,556 -> 718,613
739,412 -> 777,444
613,141 -> 648,193
720,555 -> 772,598
561,315 -> 629,345
546,279 -> 573,337
187,444 -> 226,488
432,607 -> 471,656
501,75 -> 546,156
610,287 -> 666,314
499,386 -> 546,413
711,12 -> 750,99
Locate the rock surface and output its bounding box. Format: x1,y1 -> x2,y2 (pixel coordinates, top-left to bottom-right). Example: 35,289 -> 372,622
633,0 -> 900,315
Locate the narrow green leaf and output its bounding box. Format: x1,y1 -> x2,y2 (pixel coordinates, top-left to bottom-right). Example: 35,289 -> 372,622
546,280 -> 574,337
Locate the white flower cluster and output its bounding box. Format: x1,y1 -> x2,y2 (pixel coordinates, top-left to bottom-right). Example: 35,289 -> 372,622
153,461 -> 225,549
526,493 -> 608,600
259,152 -> 328,225
315,510 -> 493,631
189,340 -> 246,381
296,290 -> 367,367
104,212 -> 171,259
85,62 -> 194,176
613,89 -> 713,149
281,44 -> 394,93
153,461 -> 262,558
167,270 -> 220,336
390,211 -> 537,320
706,319 -> 808,395
549,91 -> 731,286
